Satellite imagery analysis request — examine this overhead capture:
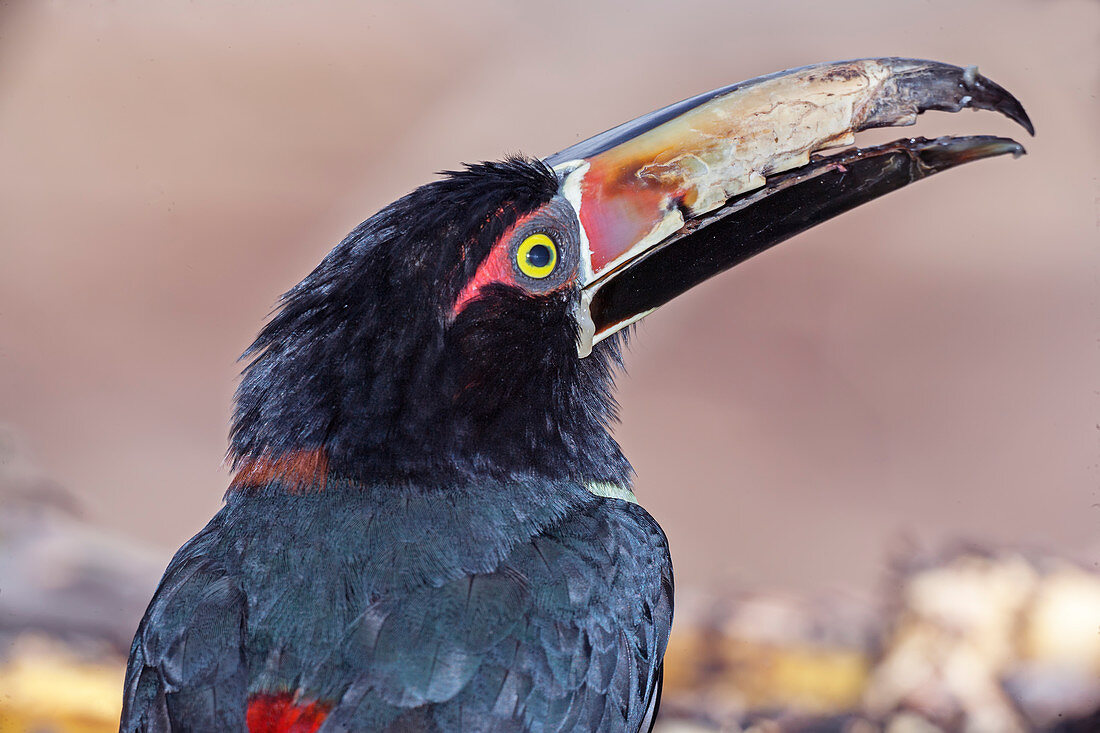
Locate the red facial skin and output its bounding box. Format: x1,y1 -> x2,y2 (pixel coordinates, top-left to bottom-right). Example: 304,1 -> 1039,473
452,207 -> 578,318
578,163 -> 674,275
452,227 -> 521,316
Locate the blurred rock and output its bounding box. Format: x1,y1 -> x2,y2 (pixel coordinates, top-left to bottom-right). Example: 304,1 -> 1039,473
0,427 -> 162,653
0,428 -> 159,732
655,548 -> 1100,732
864,548 -> 1100,732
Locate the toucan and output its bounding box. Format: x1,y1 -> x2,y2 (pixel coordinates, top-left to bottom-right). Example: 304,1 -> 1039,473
120,58 -> 1032,732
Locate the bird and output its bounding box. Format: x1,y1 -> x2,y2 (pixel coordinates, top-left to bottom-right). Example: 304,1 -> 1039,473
120,58 -> 1032,732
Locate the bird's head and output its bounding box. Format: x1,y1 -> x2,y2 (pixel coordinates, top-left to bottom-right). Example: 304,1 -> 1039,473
228,58 -> 1031,492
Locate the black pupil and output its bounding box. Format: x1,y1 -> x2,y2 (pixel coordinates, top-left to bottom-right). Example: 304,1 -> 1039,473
526,243 -> 553,269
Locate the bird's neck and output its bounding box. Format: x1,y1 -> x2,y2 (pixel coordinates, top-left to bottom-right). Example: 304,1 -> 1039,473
230,265 -> 634,492
219,477 -> 632,595
228,448 -> 331,494
229,334 -> 634,493
226,441 -> 634,498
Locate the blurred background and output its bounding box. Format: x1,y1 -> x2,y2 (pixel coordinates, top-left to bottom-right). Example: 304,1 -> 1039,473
1,1 -> 1097,730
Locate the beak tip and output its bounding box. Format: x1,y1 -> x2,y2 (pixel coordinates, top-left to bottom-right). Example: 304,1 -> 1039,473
995,99 -> 1035,137
993,94 -> 1035,137
966,64 -> 1036,136
888,58 -> 1035,137
918,135 -> 1027,170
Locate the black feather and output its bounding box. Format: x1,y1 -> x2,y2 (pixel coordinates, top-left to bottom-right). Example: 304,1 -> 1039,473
124,481 -> 671,731
124,156 -> 672,732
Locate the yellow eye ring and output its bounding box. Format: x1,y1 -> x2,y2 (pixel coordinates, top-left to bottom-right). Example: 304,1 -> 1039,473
515,233 -> 558,279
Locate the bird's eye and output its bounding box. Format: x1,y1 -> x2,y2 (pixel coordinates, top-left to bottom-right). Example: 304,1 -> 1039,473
515,233 -> 558,279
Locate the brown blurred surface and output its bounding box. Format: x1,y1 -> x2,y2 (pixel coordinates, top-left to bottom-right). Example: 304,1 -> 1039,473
1,0 -> 1097,603
658,548 -> 1100,730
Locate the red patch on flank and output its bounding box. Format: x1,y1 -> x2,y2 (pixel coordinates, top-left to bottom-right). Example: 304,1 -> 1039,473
246,693 -> 331,733
229,449 -> 329,494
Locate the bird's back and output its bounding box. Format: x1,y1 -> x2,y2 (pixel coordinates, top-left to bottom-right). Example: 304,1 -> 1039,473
121,479 -> 672,732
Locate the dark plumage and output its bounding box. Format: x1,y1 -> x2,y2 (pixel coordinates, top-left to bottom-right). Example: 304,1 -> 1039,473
123,482 -> 670,732
121,158 -> 672,732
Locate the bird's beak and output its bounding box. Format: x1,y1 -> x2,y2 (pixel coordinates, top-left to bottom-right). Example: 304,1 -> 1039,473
545,58 -> 1033,356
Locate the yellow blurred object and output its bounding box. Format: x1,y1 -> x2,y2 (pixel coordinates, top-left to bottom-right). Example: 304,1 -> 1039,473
664,630 -> 869,715
659,592 -> 874,729
0,635 -> 123,733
